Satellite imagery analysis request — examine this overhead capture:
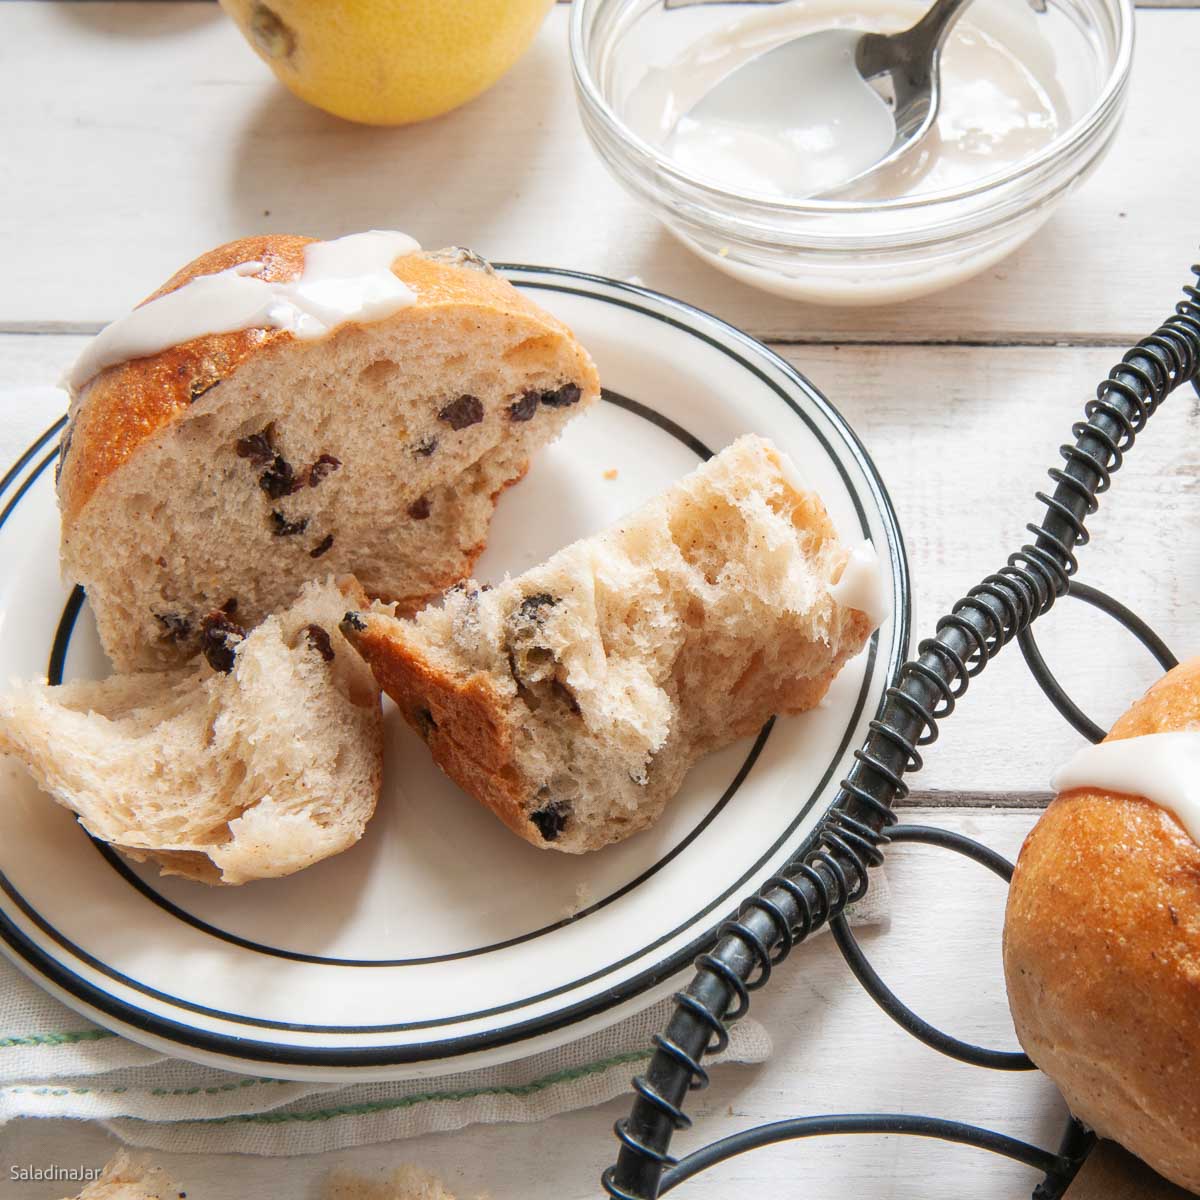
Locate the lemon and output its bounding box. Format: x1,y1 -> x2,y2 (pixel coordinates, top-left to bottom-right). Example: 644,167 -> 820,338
220,0 -> 556,126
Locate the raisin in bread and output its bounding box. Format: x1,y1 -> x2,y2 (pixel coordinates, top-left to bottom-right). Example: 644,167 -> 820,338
0,577 -> 381,885
65,1152 -> 174,1200
58,238 -> 599,671
343,436 -> 879,853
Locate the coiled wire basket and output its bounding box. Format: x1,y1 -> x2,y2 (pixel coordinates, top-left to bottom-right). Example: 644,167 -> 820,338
602,263 -> 1200,1200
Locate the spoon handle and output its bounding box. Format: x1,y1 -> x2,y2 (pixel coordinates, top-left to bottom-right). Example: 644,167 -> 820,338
856,0 -> 974,89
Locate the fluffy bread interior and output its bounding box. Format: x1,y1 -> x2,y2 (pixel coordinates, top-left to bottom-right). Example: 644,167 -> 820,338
345,436 -> 877,852
60,249 -> 597,671
0,576 -> 382,885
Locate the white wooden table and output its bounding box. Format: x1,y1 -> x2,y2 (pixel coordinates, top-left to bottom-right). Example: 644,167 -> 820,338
2,2 -> 1198,1196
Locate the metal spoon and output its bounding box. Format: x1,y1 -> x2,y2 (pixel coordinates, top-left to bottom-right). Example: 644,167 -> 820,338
683,0 -> 975,198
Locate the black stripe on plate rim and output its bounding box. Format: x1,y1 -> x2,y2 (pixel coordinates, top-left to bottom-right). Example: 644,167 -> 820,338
37,379 -> 840,988
33,381 -> 831,999
0,415 -> 65,508
499,263 -> 892,552
0,266 -> 908,1064
0,445 -> 61,532
510,268 -> 911,660
70,387 -> 746,967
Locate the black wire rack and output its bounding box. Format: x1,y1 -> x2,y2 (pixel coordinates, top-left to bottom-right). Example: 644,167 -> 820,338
601,263 -> 1200,1200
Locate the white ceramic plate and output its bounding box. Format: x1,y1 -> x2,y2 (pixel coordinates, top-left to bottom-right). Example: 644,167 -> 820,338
0,267 -> 908,1081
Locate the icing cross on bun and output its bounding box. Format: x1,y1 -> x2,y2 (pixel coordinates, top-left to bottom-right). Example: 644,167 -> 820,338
57,233 -> 598,671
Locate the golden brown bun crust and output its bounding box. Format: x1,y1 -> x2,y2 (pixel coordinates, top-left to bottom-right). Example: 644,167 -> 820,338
346,611 -> 861,851
1003,657 -> 1200,1193
57,236 -> 580,526
58,236 -> 312,525
341,437 -> 873,854
342,614 -> 532,843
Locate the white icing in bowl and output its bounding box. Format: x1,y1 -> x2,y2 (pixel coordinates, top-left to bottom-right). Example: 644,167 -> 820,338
570,0 -> 1133,304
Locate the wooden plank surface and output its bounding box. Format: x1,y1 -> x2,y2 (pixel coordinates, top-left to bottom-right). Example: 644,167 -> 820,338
0,4 -> 1197,344
2,2 -> 1195,1194
5,334 -> 1194,797
6,807 -> 1073,1200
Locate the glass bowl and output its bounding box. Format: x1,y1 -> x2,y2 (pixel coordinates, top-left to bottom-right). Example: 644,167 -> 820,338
569,0 -> 1134,305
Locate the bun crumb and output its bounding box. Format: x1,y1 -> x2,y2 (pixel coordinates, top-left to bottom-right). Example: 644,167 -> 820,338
345,435 -> 875,853
58,239 -> 598,672
324,1166 -> 464,1200
65,1151 -> 175,1200
0,577 -> 383,884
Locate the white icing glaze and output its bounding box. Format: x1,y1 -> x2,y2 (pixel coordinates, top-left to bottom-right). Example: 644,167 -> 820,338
626,0 -> 1067,201
1051,731 -> 1200,846
830,540 -> 889,628
672,28 -> 897,199
66,230 -> 421,394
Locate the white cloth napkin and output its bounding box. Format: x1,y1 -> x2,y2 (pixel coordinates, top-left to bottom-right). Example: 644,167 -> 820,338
0,384 -> 890,1157
0,878 -> 887,1157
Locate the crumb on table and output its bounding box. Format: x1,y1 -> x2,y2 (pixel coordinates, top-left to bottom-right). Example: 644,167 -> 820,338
603,468 -> 619,481
324,1166 -> 460,1200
